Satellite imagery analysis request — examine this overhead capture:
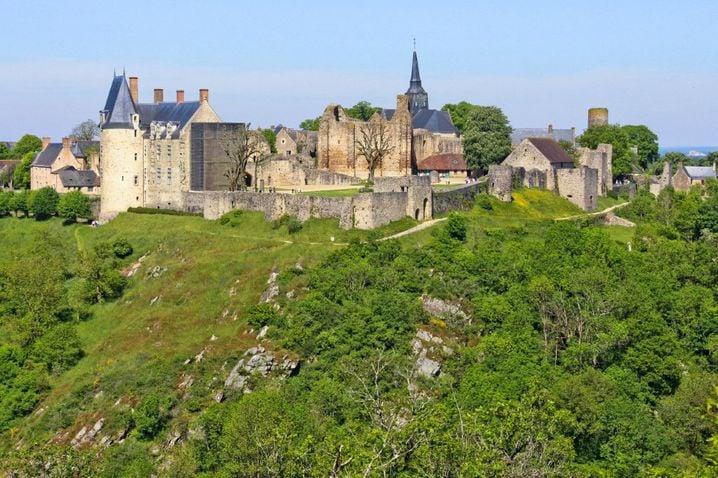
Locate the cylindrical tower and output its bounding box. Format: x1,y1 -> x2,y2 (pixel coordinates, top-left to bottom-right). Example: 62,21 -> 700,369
588,108 -> 609,128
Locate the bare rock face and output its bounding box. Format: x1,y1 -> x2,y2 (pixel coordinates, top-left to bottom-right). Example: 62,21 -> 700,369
415,356 -> 441,377
147,265 -> 168,279
223,347 -> 299,393
260,266 -> 280,304
412,328 -> 455,378
71,418 -> 104,448
421,295 -> 470,325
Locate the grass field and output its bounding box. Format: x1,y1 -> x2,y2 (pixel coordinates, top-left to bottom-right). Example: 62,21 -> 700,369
298,188 -> 361,197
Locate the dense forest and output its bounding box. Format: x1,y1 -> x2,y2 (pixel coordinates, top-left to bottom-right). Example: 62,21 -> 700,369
2,184 -> 718,476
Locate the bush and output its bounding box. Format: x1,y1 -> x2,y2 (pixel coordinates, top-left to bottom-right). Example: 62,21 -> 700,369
29,324 -> 84,374
445,212 -> 468,241
246,303 -> 282,328
134,394 -> 165,440
287,217 -> 303,234
112,238 -> 133,258
10,189 -> 30,216
57,191 -> 92,222
29,186 -> 59,219
219,209 -> 243,227
476,193 -> 494,210
0,191 -> 11,216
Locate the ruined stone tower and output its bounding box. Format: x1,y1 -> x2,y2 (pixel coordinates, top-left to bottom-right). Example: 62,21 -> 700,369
588,107 -> 609,128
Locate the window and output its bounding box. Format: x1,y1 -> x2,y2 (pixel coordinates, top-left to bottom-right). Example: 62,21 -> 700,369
134,176 -> 138,186
134,153 -> 137,161
281,139 -> 285,144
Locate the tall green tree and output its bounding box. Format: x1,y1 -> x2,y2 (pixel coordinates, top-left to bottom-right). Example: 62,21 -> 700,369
260,128 -> 277,154
13,151 -> 36,189
299,117 -> 320,131
443,102 -> 512,173
344,100 -> 382,121
29,186 -> 59,219
623,124 -> 659,168
57,191 -> 92,222
12,134 -> 42,158
578,124 -> 659,176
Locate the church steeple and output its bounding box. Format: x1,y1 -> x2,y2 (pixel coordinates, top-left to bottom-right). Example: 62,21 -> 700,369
405,49 -> 428,115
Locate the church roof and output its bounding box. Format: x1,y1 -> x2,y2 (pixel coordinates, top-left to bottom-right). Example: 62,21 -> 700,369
527,138 -> 574,165
32,143 -> 62,168
413,109 -> 459,134
511,127 -> 575,145
102,75 -> 137,129
406,50 -> 427,96
417,153 -> 467,171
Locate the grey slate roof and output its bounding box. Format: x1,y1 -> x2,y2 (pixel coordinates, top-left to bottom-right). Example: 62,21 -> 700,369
71,140 -> 99,158
684,166 -> 716,179
102,75 -> 137,128
406,51 -> 427,96
54,166 -> 100,188
32,143 -> 62,168
412,109 -> 459,135
511,127 -> 575,145
136,101 -> 202,137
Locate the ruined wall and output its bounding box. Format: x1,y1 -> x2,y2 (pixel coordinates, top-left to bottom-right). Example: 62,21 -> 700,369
487,164 -> 513,202
374,175 -> 432,220
412,130 -> 463,164
650,162 -> 672,196
578,143 -> 612,196
318,96 -> 413,179
276,129 -> 298,156
556,166 -> 598,211
672,164 -> 692,192
433,181 -> 487,215
184,190 -> 414,230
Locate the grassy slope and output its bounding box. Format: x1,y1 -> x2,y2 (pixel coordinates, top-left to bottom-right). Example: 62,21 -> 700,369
1,212 -> 416,448
1,191 -> 632,450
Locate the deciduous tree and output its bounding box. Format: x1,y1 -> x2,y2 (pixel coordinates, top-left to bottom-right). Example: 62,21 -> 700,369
69,119 -> 100,141
221,123 -> 263,191
355,115 -> 394,182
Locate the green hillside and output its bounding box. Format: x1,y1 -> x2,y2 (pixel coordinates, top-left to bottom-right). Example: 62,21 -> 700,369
2,186 -> 718,477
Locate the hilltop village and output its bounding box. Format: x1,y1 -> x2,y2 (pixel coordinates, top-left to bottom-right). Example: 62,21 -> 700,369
12,50 -> 714,229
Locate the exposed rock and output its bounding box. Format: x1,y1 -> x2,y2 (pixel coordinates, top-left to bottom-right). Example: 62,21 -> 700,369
178,375 -> 193,390
286,290 -> 295,299
194,348 -> 207,363
294,262 -> 304,272
416,356 -> 441,377
147,265 -> 167,279
71,418 -> 104,448
123,253 -> 149,278
421,295 -> 470,324
257,326 -> 269,339
224,348 -> 300,392
150,295 -> 161,306
213,390 -> 225,403
210,334 -> 218,341
166,431 -> 182,448
260,266 -> 280,303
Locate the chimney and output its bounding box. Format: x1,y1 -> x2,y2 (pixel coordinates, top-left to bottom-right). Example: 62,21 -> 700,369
154,88 -> 164,103
62,137 -> 71,149
41,137 -> 51,151
199,88 -> 209,103
176,89 -> 185,104
129,76 -> 139,103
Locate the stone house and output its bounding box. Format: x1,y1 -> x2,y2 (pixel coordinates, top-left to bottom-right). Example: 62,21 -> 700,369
495,137 -> 607,210
98,74 -> 221,218
31,137 -> 100,194
672,163 -> 716,192
275,127 -> 317,158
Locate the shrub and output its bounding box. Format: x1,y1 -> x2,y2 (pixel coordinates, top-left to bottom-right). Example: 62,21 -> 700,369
10,189 -> 30,216
57,191 -> 92,222
127,207 -> 201,217
111,238 -> 133,258
476,193 -> 494,210
246,304 -> 282,328
30,186 -> 59,219
287,217 -> 303,234
29,324 -> 84,374
219,209 -> 243,227
134,394 -> 165,440
0,191 -> 11,216
445,212 -> 468,241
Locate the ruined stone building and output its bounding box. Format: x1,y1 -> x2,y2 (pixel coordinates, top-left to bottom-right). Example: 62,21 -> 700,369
317,50 -> 463,181
489,137 -> 612,210
98,73 -> 221,217
275,126 -> 317,158
31,137 -> 100,194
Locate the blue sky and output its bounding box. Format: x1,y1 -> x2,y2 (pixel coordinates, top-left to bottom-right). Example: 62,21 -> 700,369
1,0 -> 716,146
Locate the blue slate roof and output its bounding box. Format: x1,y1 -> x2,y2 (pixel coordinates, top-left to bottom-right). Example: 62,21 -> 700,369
406,50 -> 427,96
412,109 -> 459,134
102,75 -> 137,128
684,166 -> 716,179
32,143 -> 62,168
136,101 -> 202,137
71,141 -> 99,158
54,166 -> 100,188
511,127 -> 575,145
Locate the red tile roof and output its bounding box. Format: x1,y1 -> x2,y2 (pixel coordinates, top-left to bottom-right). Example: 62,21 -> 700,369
417,153 -> 467,171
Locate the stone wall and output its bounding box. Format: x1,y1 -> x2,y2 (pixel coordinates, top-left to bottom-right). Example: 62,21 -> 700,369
412,130 -> 463,164
503,140 -> 558,191
556,166 -> 598,210
487,165 -> 513,202
672,164 -> 692,193
183,189 -> 415,230
433,181 -> 487,215
374,175 -> 432,220
578,143 -> 612,196
318,96 -> 413,179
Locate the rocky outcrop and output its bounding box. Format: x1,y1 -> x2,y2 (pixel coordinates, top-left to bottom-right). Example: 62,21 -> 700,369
421,295 -> 470,326
223,346 -> 299,394
412,329 -> 454,378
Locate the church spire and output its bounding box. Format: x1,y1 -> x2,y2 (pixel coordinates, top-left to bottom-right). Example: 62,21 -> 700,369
405,48 -> 428,115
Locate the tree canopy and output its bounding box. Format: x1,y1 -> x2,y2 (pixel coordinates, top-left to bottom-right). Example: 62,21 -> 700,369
344,100 -> 382,121
577,124 -> 659,176
299,117 -> 320,131
442,102 -> 512,173
69,119 -> 100,141
13,134 -> 42,157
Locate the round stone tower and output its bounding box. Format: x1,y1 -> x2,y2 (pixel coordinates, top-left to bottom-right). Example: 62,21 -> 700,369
588,108 -> 609,128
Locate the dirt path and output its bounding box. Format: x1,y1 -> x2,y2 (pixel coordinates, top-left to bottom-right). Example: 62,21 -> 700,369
555,202 -> 630,221
380,218 -> 447,241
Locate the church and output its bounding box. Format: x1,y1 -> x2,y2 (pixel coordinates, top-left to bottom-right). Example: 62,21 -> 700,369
317,50 -> 465,180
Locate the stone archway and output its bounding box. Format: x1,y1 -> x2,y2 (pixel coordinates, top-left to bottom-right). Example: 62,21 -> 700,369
423,198 -> 429,219
414,208 -> 420,220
